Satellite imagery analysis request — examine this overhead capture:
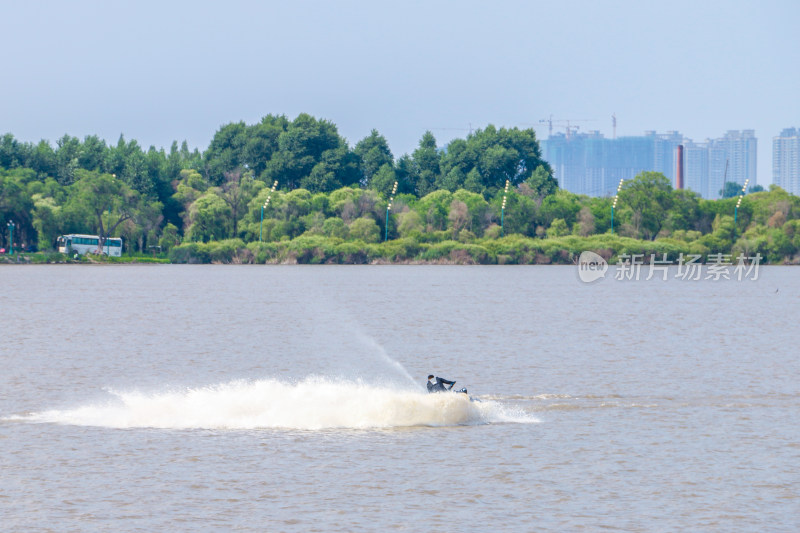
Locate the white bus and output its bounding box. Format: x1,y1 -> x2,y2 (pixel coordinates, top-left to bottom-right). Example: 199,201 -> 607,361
57,234 -> 123,257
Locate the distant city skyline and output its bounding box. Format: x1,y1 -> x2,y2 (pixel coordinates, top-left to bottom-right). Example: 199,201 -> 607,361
542,128 -> 762,198
1,0 -> 798,186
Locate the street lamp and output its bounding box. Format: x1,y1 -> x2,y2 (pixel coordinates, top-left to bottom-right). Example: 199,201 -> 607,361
611,178 -> 624,234
260,180 -> 278,242
734,179 -> 749,225
500,180 -> 510,236
385,181 -> 398,242
6,220 -> 14,254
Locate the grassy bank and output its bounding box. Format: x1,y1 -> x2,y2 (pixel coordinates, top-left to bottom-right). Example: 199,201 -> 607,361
0,252 -> 170,264
163,232 -> 797,265
4,229 -> 796,266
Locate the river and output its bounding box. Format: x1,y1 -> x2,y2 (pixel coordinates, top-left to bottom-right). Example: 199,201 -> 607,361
1,265 -> 798,531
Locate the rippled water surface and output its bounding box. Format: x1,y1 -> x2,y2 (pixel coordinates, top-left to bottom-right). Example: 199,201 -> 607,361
1,265 -> 798,531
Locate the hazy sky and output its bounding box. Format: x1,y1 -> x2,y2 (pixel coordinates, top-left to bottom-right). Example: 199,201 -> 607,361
2,0 -> 798,184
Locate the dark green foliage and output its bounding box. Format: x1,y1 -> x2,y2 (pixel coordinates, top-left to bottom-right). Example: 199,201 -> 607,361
355,130 -> 394,187
439,125 -> 554,196
616,171 -> 675,240
2,115 -> 800,264
411,131 -> 440,197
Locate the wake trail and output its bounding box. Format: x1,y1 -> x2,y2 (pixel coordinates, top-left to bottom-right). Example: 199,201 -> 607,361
7,377 -> 538,430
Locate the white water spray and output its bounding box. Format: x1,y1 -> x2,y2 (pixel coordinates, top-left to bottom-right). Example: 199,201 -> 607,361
355,332 -> 419,389
12,377 -> 537,430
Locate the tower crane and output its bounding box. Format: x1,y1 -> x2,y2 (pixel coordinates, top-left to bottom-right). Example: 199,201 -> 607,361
538,116 -> 595,140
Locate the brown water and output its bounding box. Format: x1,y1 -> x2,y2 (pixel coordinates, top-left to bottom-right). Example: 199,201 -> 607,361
1,265 -> 798,531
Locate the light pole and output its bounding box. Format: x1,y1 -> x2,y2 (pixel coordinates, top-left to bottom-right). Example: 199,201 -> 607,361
500,180 -> 509,236
734,178 -> 749,225
611,178 -> 623,234
6,220 -> 14,254
260,180 -> 278,242
385,181 -> 398,242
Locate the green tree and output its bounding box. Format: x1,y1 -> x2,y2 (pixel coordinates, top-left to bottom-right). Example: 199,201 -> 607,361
721,181 -> 744,198
439,125 -> 553,195
131,200 -> 164,252
348,217 -> 380,243
416,190 -> 453,231
55,134 -> 82,186
322,217 -> 348,239
219,170 -> 259,237
575,207 -> 595,236
618,171 -> 674,239
547,218 -> 569,238
411,131 -> 441,197
301,145 -> 360,193
265,114 -> 356,192
666,189 -> 702,233
186,191 -> 231,242
104,135 -> 153,196
68,171 -> 140,251
452,189 -> 490,235
78,135 -> 107,171
204,122 -> 249,184
523,165 -> 558,201
0,134 -> 25,168
540,189 -> 581,228
354,129 -> 394,186
159,222 -> 181,252
369,164 -> 398,196
31,194 -> 62,249
29,140 -> 57,179
447,199 -> 469,239
497,190 -> 538,236
0,169 -> 35,248
394,154 -> 417,195
244,115 -> 289,176
397,210 -> 423,238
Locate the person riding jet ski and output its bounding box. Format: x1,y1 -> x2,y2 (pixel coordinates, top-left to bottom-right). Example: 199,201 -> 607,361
427,375 -> 455,393
427,375 -> 468,395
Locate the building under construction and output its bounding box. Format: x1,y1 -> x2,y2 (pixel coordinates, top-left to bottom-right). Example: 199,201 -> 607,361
542,130 -> 684,197
541,129 -> 757,198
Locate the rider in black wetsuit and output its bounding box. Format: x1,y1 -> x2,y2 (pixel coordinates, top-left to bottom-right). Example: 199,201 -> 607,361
427,375 -> 456,393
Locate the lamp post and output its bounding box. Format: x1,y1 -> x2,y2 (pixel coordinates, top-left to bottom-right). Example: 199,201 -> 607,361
734,179 -> 749,225
500,180 -> 509,236
260,180 -> 278,242
385,181 -> 398,242
6,220 -> 14,254
611,178 -> 623,234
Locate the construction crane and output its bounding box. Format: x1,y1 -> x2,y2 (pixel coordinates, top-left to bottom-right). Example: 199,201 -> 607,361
539,116 -> 595,140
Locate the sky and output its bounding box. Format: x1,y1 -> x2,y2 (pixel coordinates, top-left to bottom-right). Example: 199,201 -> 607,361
1,0 -> 798,185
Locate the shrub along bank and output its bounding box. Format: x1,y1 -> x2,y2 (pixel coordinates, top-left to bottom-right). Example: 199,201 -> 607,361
166,229 -> 779,265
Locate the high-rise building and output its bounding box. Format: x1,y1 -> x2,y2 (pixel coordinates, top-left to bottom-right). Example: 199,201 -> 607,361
542,131 -> 683,196
720,130 -> 758,188
682,131 -> 757,199
773,128 -> 800,195
684,141 -> 709,197
542,129 -> 757,198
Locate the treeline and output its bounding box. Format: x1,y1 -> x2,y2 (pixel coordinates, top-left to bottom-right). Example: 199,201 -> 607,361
1,113 -> 800,264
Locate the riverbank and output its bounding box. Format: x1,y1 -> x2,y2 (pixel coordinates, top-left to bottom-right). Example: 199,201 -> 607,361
4,232 -> 798,265
0,253 -> 170,265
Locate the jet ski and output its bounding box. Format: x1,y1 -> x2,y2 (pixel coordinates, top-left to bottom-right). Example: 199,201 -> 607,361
427,376 -> 479,401
444,384 -> 481,402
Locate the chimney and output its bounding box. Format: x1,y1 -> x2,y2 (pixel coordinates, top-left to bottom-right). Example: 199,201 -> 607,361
676,145 -> 684,189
